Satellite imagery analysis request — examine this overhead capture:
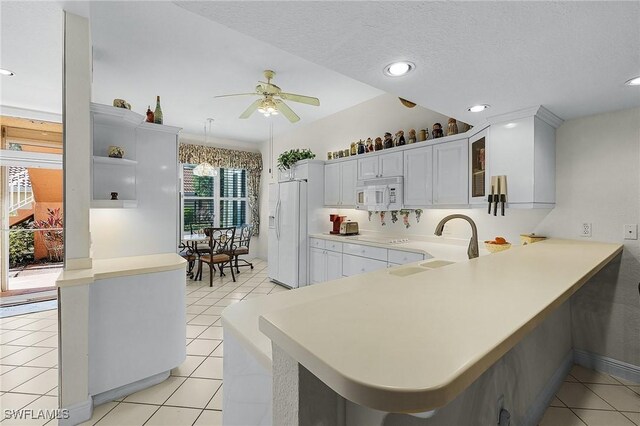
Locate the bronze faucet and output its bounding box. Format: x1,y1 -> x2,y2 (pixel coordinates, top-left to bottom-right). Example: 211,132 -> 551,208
434,214 -> 479,259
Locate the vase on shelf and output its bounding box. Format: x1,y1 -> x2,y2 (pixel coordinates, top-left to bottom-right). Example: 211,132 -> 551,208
154,96 -> 163,124
146,105 -> 154,123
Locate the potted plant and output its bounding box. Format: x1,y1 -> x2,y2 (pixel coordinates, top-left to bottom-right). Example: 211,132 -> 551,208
277,149 -> 316,171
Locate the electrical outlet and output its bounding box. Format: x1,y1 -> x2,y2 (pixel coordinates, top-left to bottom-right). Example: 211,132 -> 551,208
624,224 -> 638,240
581,222 -> 592,237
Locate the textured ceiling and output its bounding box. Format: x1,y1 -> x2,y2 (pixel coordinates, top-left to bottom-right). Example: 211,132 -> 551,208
177,1 -> 640,124
88,2 -> 382,143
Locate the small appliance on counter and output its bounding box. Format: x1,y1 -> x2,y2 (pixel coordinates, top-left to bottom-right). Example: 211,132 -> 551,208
329,214 -> 347,235
339,221 -> 359,236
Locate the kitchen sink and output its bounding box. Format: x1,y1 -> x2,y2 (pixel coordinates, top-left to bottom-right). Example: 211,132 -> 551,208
388,267 -> 430,277
421,260 -> 455,269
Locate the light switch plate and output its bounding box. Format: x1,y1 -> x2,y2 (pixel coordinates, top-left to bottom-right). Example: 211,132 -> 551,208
624,224 -> 638,240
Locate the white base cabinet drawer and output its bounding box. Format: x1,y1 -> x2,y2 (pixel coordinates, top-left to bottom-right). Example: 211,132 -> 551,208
343,243 -> 387,261
388,250 -> 426,265
342,254 -> 388,277
309,238 -> 325,249
325,241 -> 343,253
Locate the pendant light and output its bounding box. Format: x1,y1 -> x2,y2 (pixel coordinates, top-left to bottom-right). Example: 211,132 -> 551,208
193,118 -> 217,177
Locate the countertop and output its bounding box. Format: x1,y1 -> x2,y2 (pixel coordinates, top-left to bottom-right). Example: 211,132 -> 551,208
56,253 -> 187,287
309,232 -> 487,262
222,239 -> 622,413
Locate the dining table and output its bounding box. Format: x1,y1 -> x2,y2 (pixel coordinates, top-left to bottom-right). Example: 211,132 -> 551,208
181,233 -> 209,278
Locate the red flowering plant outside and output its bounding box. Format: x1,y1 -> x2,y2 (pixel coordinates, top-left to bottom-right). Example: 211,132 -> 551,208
32,207 -> 64,262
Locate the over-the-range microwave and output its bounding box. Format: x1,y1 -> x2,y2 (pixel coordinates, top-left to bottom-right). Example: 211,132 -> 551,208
355,176 -> 403,211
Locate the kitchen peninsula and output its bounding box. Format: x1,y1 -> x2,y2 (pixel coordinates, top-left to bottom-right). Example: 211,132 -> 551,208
222,239 -> 622,425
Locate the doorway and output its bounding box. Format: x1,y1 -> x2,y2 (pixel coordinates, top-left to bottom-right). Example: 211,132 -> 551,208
0,117 -> 63,301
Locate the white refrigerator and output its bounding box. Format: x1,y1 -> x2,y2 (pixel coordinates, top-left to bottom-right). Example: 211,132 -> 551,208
268,180 -> 308,288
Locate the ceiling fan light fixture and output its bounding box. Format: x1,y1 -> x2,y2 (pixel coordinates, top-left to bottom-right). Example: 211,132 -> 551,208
384,61 -> 415,77
468,104 -> 490,113
625,76 -> 640,86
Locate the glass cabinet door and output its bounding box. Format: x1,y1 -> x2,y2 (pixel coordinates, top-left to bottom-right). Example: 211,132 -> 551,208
468,129 -> 488,205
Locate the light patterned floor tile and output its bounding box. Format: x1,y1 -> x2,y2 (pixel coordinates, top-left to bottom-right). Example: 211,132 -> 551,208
539,407 -> 586,426
95,402 -> 158,426
24,349 -> 58,368
0,330 -> 32,345
78,401 -> 119,426
124,376 -> 185,405
0,392 -> 41,412
573,408 -> 637,426
586,384 -> 640,412
0,346 -> 54,366
550,396 -> 565,407
571,365 -> 623,385
144,406 -> 202,426
192,357 -> 223,380
186,325 -> 207,339
0,366 -> 49,391
7,331 -> 56,347
556,382 -> 614,410
197,327 -> 223,340
211,343 -> 223,358
193,409 -> 222,426
206,386 -> 222,410
32,336 -> 58,348
165,378 -> 221,409
11,368 -> 58,394
171,355 -> 206,377
186,339 -> 217,357
188,315 -> 220,326
622,411 -> 640,425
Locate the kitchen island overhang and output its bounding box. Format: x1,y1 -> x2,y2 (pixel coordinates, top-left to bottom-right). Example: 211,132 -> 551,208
258,239 -> 622,413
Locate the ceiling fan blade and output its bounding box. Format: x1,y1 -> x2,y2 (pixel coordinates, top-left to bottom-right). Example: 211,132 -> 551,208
214,93 -> 258,98
274,99 -> 300,123
239,98 -> 263,119
279,92 -> 320,106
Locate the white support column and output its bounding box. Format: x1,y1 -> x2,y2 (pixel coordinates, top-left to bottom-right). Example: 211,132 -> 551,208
59,11 -> 92,425
63,11 -> 92,270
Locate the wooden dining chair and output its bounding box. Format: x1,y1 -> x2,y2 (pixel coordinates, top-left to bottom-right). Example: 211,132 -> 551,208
196,227 -> 236,286
233,224 -> 254,274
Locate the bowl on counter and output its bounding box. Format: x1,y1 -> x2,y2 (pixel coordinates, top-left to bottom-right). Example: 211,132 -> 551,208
484,242 -> 512,253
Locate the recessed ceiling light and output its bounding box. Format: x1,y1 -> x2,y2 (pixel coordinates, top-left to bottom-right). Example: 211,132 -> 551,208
383,61 -> 415,77
468,104 -> 490,113
504,123 -> 517,129
625,76 -> 640,86
0,68 -> 15,76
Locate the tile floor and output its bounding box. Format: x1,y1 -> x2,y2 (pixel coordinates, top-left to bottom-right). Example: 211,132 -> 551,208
1,257 -> 638,425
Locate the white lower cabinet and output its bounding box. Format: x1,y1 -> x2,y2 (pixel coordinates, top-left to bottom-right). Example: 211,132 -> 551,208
309,240 -> 343,284
309,238 -> 426,284
342,254 -> 388,277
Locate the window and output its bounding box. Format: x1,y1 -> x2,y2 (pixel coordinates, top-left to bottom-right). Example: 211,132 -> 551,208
181,164 -> 248,233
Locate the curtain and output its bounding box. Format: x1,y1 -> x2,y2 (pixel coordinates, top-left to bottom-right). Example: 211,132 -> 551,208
179,143 -> 262,236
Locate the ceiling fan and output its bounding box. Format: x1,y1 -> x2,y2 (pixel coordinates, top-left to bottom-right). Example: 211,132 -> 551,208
214,70 -> 320,123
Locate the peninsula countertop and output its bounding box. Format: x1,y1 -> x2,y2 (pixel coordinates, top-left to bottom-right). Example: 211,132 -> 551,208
223,239 -> 622,413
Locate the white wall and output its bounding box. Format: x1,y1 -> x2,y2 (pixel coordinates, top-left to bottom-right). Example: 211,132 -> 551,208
537,107 -> 640,366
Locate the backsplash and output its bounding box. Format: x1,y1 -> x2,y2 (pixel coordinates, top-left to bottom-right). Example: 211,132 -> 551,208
331,207 -> 553,246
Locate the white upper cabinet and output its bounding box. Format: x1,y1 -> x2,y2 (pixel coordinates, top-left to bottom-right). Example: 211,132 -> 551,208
403,145 -> 433,207
379,152 -> 403,178
324,159 -> 357,207
433,139 -> 469,206
340,160 -> 357,206
486,106 -> 561,208
357,152 -> 403,180
468,128 -> 489,205
357,156 -> 379,180
324,163 -> 341,206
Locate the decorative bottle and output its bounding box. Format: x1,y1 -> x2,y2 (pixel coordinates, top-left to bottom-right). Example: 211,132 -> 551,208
154,96 -> 163,124
145,105 -> 154,123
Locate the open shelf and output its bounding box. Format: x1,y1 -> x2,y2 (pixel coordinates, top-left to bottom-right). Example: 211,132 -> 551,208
93,156 -> 138,166
91,199 -> 138,209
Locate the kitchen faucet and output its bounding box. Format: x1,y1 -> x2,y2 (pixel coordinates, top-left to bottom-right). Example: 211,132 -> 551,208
434,214 -> 480,259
